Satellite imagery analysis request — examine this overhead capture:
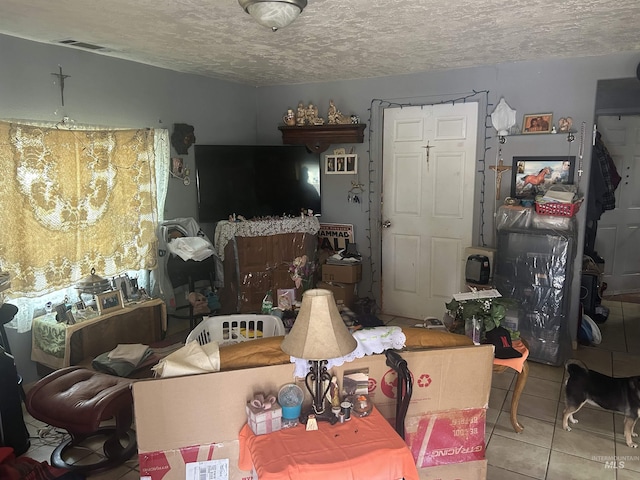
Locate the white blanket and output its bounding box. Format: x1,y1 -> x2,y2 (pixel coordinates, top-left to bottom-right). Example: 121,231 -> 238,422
152,340 -> 220,378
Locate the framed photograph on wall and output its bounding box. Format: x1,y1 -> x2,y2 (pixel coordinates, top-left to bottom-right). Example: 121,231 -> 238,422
522,113 -> 553,134
325,154 -> 357,174
96,289 -> 125,315
511,156 -> 575,199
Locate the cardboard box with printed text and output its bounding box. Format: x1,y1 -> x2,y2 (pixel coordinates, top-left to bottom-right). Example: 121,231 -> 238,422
133,344 -> 493,480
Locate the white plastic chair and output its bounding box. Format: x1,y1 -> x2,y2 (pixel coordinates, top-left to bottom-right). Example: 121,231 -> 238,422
185,314 -> 285,346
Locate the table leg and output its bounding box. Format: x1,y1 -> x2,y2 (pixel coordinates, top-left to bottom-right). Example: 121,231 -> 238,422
510,360 -> 529,433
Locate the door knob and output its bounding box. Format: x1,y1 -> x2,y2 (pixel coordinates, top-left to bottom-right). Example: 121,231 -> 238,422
382,220 -> 392,228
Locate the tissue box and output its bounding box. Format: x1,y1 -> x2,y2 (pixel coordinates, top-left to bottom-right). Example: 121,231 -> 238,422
246,402 -> 282,435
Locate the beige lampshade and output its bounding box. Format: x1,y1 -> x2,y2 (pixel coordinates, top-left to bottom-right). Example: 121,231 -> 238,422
281,289 -> 357,360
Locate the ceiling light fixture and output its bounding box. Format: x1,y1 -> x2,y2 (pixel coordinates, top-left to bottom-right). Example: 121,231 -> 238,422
238,0 -> 307,31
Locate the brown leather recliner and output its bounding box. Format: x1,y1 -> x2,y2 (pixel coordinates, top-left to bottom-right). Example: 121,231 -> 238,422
25,366 -> 136,474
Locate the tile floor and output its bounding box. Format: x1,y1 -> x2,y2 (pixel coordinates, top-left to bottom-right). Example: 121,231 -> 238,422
19,299 -> 640,479
382,299 -> 640,480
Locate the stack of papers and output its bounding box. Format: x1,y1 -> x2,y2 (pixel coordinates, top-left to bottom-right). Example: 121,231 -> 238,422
541,190 -> 576,203
453,289 -> 502,301
540,185 -> 578,204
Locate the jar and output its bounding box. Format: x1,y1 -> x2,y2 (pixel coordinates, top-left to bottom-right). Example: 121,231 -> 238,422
352,394 -> 373,417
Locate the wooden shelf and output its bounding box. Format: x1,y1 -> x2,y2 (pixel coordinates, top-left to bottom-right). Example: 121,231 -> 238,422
499,130 -> 577,143
278,123 -> 366,153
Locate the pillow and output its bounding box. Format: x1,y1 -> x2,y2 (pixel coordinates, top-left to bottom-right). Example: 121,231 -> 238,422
401,327 -> 473,349
219,336 -> 290,371
218,328 -> 473,372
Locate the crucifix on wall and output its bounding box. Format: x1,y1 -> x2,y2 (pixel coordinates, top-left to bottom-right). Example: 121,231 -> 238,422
51,65 -> 71,106
489,149 -> 512,200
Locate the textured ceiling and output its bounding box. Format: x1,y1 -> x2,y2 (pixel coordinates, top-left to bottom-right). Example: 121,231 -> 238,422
1,0 -> 639,86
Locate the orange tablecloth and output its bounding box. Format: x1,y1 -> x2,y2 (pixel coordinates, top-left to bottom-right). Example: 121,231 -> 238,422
492,340 -> 529,373
238,407 -> 419,480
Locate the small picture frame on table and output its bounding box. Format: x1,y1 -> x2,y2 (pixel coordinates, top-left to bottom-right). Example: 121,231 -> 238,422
112,274 -> 132,302
96,290 -> 125,315
277,288 -> 296,310
54,303 -> 67,323
325,154 -> 357,174
522,113 -> 553,134
54,303 -> 76,325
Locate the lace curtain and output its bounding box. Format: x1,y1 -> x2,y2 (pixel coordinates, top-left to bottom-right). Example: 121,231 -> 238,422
0,121 -> 169,331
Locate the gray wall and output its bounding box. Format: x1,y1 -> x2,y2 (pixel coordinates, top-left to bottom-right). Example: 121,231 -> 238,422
2,32 -> 639,381
256,53 -> 639,330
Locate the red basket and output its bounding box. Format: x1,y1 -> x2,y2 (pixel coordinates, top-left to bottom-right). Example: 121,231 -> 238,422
535,199 -> 582,217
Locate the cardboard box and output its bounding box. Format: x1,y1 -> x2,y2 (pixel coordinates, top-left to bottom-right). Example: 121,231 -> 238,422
139,442 -> 242,480
406,408 -> 486,467
321,263 -> 362,283
418,459 -> 488,480
331,346 -> 493,438
317,281 -> 355,308
134,364 -> 299,480
245,402 -> 282,435
133,344 -> 493,480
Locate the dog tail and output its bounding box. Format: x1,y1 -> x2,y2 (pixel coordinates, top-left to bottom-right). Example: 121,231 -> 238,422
565,359 -> 589,377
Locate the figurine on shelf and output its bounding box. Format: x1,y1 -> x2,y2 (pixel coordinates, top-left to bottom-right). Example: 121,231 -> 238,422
558,117 -> 573,132
296,102 -> 306,126
305,103 -> 325,126
328,100 -> 350,125
283,108 -> 296,126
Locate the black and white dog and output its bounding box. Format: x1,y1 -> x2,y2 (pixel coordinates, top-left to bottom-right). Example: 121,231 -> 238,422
563,359 -> 640,448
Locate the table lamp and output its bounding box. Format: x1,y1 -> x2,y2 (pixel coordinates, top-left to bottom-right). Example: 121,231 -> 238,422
281,289 -> 357,424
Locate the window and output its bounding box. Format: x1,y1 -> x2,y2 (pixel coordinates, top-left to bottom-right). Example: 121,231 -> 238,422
0,121 -> 169,331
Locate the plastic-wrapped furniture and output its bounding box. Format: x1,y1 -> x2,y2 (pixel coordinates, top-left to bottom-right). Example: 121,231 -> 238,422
494,206 -> 576,366
186,314 -> 285,346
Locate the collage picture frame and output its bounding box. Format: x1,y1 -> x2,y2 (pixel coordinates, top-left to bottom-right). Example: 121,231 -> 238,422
325,153 -> 357,175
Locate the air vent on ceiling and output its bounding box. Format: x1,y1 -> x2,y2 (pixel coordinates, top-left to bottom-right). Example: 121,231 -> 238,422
57,39 -> 109,51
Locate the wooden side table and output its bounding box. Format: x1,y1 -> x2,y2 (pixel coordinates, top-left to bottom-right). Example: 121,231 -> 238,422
492,339 -> 529,433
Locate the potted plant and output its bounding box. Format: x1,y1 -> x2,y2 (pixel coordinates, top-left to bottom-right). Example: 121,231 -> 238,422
445,295 -> 519,341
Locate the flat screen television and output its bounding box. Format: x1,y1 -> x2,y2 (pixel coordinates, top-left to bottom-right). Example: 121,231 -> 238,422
194,145 -> 321,222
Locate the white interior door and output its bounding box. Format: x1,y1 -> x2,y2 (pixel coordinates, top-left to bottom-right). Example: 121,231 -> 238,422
381,103 -> 478,319
595,115 -> 640,294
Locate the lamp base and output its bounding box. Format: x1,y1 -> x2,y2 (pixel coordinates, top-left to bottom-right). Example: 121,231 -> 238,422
300,409 -> 338,425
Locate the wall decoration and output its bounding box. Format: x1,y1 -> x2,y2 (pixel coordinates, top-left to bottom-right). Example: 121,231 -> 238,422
96,289 -> 125,315
522,113 -> 553,134
511,156 -> 575,199
170,157 -> 191,185
325,153 -> 357,174
171,123 -> 195,154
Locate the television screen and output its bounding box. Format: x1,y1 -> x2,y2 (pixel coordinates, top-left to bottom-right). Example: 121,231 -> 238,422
194,145 -> 321,222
